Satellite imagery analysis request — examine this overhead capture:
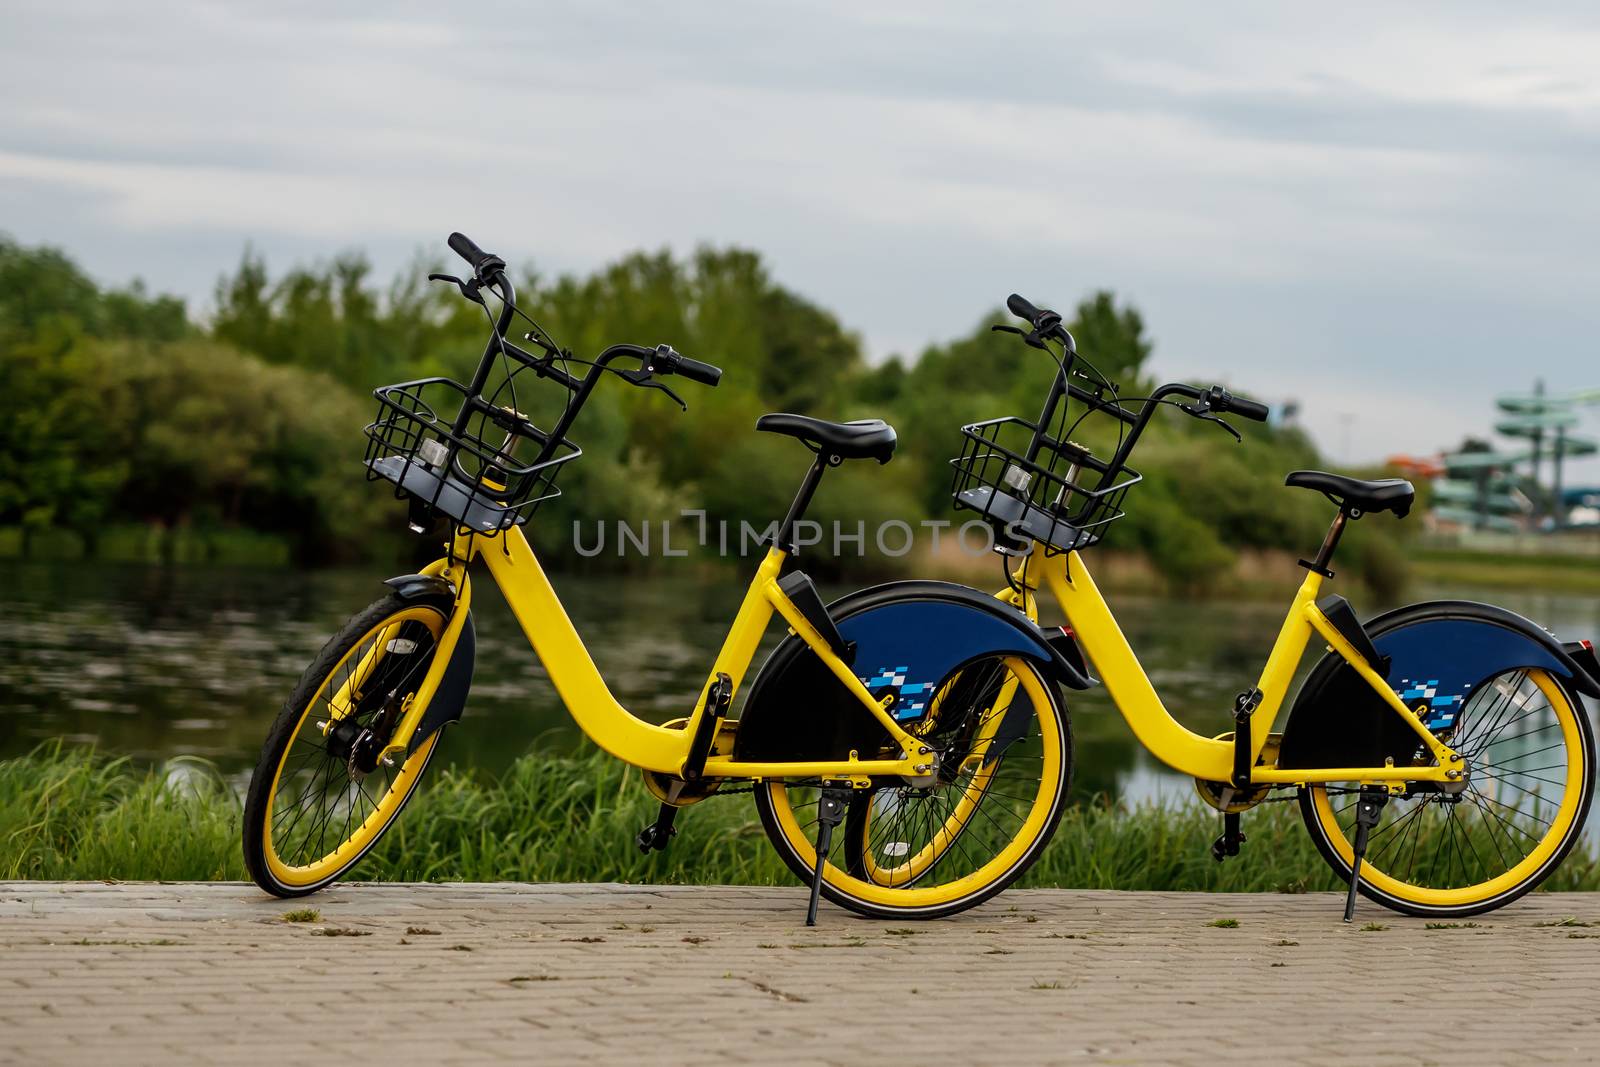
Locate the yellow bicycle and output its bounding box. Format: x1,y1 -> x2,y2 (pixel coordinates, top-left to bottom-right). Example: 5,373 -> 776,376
901,292 -> 1600,920
243,235 -> 1077,923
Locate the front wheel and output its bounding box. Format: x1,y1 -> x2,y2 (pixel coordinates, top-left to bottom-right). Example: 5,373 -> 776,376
243,591 -> 455,897
754,653 -> 1072,919
1300,668 -> 1594,918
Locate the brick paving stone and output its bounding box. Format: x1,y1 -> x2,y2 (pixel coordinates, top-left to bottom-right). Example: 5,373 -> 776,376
2,882 -> 1599,1063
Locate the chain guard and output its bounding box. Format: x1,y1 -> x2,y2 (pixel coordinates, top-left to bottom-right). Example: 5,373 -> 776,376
641,716 -> 737,807
1193,731 -> 1281,813
642,771 -> 723,807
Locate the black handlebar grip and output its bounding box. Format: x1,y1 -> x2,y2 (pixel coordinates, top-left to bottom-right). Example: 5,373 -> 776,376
1007,293 -> 1043,324
1222,392 -> 1270,422
673,355 -> 722,387
448,231 -> 493,271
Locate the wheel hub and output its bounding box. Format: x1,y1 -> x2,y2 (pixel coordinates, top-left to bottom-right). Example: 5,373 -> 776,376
325,718 -> 386,778
324,718 -> 365,763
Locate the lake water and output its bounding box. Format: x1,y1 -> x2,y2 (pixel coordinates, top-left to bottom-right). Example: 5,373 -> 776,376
3,559 -> 1596,805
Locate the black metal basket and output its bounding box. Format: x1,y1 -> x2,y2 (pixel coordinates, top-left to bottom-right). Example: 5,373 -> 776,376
950,416 -> 1141,553
364,377 -> 581,534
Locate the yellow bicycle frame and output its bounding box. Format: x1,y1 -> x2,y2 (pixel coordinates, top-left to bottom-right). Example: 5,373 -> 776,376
1003,546 -> 1460,787
371,526 -> 931,782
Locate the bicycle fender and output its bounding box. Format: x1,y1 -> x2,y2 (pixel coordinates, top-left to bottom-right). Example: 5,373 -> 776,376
384,573 -> 456,601
734,580 -> 1081,764
830,581 -> 1094,690
1277,600 -> 1595,770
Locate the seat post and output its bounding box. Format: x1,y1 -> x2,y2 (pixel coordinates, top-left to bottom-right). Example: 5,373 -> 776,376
775,454 -> 831,553
1301,508 -> 1351,578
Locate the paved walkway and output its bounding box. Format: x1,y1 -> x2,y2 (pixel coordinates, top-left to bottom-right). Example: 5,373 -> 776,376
3,883 -> 1599,1065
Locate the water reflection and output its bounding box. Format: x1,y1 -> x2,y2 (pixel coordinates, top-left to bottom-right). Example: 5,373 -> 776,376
2,560 -> 1595,808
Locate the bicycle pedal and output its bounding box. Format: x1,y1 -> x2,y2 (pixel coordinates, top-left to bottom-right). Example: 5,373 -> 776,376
636,802 -> 679,854
635,824 -> 674,853
1210,812 -> 1245,862
1209,830 -> 1246,862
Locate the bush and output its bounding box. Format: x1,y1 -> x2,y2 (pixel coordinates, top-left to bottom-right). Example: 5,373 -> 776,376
0,237 -> 1410,589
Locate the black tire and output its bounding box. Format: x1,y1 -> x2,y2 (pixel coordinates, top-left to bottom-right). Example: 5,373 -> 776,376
243,591 -> 453,897
753,654 -> 1072,920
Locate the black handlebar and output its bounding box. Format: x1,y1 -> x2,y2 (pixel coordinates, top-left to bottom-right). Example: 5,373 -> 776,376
1207,387 -> 1270,422
671,354 -> 723,387
436,229 -> 722,469
1004,291 -> 1269,426
1007,293 -> 1043,324
645,344 -> 722,387
448,231 -> 506,280
447,231 -> 486,266
1005,292 -> 1074,354
443,230 -> 722,396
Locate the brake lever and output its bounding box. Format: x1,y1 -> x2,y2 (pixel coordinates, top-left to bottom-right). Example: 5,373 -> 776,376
992,322 -> 1058,352
427,272 -> 485,306
640,378 -> 687,411
1180,402 -> 1242,442
616,367 -> 688,411
1210,416 -> 1242,442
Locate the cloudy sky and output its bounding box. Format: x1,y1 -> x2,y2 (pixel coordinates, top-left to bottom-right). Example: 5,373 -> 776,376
3,0 -> 1597,470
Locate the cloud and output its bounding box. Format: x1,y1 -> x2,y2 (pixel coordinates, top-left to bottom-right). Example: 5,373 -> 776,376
2,0 -> 1597,468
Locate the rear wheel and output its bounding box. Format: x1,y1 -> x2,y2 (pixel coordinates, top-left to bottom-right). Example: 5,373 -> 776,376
243,592 -> 454,897
1300,668 -> 1594,917
754,653 -> 1071,919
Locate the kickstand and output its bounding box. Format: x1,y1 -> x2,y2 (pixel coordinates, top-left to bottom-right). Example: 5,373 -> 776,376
1343,791 -> 1387,923
806,789 -> 850,927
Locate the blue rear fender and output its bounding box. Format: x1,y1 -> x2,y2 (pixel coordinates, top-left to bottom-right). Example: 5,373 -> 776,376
830,580 -> 1094,693
732,580 -> 1085,764
1278,600 -> 1598,770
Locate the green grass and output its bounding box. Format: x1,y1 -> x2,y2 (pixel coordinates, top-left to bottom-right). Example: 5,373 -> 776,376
6,743 -> 1600,893
1410,546 -> 1600,595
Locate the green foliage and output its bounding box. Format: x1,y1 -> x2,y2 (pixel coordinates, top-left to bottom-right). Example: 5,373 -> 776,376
0,236 -> 1409,589
212,249 -> 401,390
